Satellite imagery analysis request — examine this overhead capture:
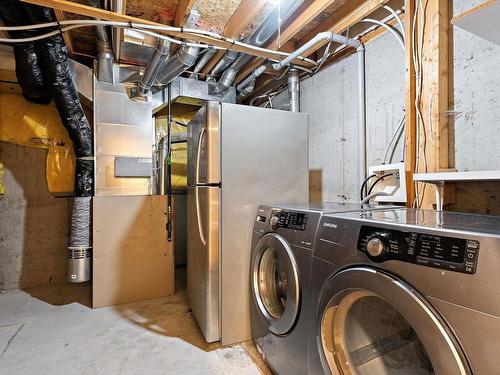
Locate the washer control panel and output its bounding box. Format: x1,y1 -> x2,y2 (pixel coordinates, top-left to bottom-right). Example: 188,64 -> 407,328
270,210 -> 308,231
357,225 -> 479,274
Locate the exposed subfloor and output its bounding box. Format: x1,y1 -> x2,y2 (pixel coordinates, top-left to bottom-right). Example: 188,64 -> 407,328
0,269 -> 270,375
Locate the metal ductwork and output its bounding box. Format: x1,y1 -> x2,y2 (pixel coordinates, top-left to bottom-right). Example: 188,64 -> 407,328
288,68 -> 300,112
130,39 -> 171,100
129,11 -> 201,98
236,78 -> 255,100
189,47 -> 216,79
86,0 -> 114,84
206,48 -> 238,81
155,45 -> 200,86
214,0 -> 304,94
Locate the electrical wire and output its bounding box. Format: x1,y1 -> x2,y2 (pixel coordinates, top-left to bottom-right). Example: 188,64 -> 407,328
0,20 -> 318,66
360,174 -> 377,200
367,173 -> 394,197
383,5 -> 405,36
361,19 -> 405,50
383,115 -> 406,164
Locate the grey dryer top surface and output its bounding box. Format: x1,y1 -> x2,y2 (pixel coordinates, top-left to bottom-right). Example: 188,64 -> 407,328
329,208 -> 500,236
264,201 -> 395,213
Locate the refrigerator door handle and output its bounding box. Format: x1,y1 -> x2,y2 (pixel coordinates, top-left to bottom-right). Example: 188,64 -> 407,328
195,128 -> 207,246
195,186 -> 207,246
195,127 -> 206,185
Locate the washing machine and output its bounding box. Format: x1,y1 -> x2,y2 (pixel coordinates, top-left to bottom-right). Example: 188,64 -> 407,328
308,208 -> 500,375
250,202 -> 393,375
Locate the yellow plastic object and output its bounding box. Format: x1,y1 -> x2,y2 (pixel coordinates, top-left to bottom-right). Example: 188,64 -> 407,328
155,112 -> 195,190
0,92 -> 75,194
0,162 -> 4,195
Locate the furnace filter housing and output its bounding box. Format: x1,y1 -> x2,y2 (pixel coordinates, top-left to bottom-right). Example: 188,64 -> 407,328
68,197 -> 92,282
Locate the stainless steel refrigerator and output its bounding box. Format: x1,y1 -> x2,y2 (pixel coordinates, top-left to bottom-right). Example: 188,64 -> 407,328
187,101 -> 309,345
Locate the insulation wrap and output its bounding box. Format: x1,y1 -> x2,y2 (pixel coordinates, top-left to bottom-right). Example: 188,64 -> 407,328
0,0 -> 51,104
69,197 -> 92,248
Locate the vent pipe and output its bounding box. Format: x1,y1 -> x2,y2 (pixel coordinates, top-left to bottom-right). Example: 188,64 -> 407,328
130,11 -> 201,97
130,39 -> 171,100
189,47 -> 216,79
206,49 -> 238,81
21,3 -> 94,283
86,0 -> 114,83
0,0 -> 51,104
287,68 -> 299,112
214,0 -> 304,94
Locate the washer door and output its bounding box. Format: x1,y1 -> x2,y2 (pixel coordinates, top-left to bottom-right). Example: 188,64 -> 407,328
251,233 -> 300,335
317,267 -> 471,375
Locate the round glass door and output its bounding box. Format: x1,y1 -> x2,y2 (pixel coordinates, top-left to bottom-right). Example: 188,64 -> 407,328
317,267 -> 471,375
251,233 -> 300,335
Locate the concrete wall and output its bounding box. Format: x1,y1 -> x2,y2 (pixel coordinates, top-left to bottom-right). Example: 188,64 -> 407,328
0,142 -> 71,291
452,0 -> 500,171
274,0 -> 500,213
282,30 -> 404,202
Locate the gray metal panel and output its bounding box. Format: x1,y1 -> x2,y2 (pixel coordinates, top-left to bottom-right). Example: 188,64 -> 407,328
187,186 -> 220,342
220,104 -> 309,345
93,63 -> 153,196
114,157 -> 152,177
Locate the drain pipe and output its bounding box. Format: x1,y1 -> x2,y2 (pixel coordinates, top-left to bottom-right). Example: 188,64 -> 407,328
287,68 -> 300,112
130,39 -> 171,100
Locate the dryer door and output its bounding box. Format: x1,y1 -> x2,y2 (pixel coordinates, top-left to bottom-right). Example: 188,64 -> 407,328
317,267 -> 471,375
251,233 -> 300,335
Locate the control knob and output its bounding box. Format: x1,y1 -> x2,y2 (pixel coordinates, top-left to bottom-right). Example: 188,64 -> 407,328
366,237 -> 387,257
270,210 -> 282,230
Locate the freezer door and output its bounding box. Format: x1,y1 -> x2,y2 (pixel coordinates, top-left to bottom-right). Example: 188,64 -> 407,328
220,104 -> 309,345
187,102 -> 221,186
187,186 -> 220,343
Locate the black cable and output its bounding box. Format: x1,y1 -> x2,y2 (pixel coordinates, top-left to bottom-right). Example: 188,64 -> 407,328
360,174 -> 377,201
367,173 -> 394,197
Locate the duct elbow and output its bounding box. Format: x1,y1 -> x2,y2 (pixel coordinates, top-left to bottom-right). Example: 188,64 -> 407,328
214,67 -> 237,94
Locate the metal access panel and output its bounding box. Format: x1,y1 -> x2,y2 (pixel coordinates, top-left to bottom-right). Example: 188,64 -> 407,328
94,63 -> 154,196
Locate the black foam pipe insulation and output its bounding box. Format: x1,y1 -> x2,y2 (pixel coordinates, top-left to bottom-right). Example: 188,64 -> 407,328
0,0 -> 51,104
5,1 -> 95,282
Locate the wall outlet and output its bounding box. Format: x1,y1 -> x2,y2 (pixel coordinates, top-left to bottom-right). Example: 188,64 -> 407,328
367,162 -> 407,203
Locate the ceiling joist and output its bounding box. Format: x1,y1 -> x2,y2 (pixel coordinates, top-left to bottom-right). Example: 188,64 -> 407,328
19,0 -> 311,67
174,0 -> 197,27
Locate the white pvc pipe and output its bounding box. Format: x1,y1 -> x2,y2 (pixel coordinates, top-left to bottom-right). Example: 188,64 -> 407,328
272,31 -> 361,70
357,44 -> 367,193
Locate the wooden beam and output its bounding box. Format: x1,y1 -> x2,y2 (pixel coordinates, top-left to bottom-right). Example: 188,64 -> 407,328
54,9 -> 74,56
404,0 -> 416,207
235,0 -> 388,84
199,0 -> 267,77
20,0 -> 310,66
174,0 -> 197,27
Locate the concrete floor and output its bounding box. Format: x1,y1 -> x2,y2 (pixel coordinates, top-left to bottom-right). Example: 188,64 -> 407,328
0,270 -> 270,375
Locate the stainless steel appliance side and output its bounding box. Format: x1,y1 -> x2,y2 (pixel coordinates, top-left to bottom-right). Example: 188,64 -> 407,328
187,186 -> 221,342
187,102 -> 221,187
220,104 -> 309,345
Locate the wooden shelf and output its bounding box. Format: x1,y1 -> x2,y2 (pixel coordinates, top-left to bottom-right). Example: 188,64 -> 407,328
414,170 -> 500,183
451,0 -> 500,46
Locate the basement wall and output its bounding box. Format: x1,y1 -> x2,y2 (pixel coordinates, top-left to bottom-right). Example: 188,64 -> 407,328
275,0 -> 500,213
0,142 -> 71,291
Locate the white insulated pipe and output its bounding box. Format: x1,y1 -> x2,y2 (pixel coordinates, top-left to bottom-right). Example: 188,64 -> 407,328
357,44 -> 367,193
271,32 -> 361,71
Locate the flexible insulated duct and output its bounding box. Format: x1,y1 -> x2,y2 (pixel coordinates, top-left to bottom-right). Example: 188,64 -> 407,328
22,3 -> 94,283
0,0 -> 50,104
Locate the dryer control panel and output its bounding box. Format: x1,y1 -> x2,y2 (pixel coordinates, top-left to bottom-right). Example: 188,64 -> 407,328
357,226 -> 479,274
271,210 -> 308,231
